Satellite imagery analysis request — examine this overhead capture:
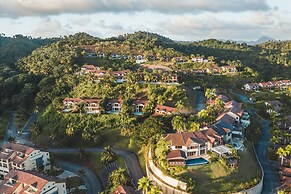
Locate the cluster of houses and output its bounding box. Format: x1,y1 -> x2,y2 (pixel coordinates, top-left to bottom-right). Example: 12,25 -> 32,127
79,64 -> 179,84
244,79 -> 291,91
164,94 -> 249,166
63,97 -> 178,116
81,45 -> 210,65
181,65 -> 238,75
0,142 -> 66,194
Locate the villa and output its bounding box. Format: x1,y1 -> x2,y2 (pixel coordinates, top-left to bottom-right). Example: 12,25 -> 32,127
63,98 -> 83,113
106,99 -> 123,113
133,99 -> 147,115
0,143 -> 51,178
244,80 -> 290,91
0,169 -> 66,194
155,105 -> 178,115
164,128 -> 224,166
83,99 -> 101,114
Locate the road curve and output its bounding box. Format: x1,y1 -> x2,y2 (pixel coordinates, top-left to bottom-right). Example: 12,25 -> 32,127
234,92 -> 280,193
50,148 -> 145,188
14,112 -> 145,193
57,161 -> 101,194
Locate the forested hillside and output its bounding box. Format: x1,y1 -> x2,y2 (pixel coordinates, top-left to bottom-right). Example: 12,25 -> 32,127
0,34 -> 57,66
0,31 -> 290,146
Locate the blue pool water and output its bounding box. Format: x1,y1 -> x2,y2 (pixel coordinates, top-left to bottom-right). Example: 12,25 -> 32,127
186,158 -> 208,166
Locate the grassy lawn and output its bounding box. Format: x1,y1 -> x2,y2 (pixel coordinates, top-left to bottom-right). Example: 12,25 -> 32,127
0,113 -> 9,139
101,127 -> 131,150
52,152 -> 126,176
180,143 -> 261,193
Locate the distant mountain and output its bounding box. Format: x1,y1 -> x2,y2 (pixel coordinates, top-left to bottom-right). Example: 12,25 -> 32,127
235,36 -> 276,45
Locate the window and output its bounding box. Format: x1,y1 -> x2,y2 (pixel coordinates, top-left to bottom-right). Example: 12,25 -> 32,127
175,146 -> 182,149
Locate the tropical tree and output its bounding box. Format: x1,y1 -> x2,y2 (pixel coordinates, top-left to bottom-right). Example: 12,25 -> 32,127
148,185 -> 162,194
188,121 -> 200,132
171,115 -> 187,133
138,176 -> 153,194
277,147 -> 287,166
109,168 -> 129,188
205,88 -> 216,100
186,178 -> 195,193
101,146 -> 117,164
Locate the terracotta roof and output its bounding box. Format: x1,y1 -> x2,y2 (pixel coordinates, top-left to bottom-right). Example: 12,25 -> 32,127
63,98 -> 82,103
281,167 -> 291,176
224,101 -> 244,117
155,105 -> 177,114
0,170 -> 50,194
81,64 -> 96,69
164,129 -> 222,147
111,185 -> 136,194
166,150 -> 186,160
132,99 -> 147,105
84,99 -> 101,104
2,142 -> 34,156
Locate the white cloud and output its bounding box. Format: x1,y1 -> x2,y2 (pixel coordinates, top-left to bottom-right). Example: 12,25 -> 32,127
0,0 -> 270,18
157,10 -> 291,40
31,19 -> 72,38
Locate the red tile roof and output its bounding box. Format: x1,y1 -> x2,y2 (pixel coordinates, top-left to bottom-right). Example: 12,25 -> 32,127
111,185 -> 136,194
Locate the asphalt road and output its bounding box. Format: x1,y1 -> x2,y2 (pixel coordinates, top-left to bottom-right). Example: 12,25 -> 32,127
50,148 -> 145,189
234,92 -> 280,193
57,161 -> 101,194
1,111 -> 17,146
16,112 -> 38,146
14,112 -> 145,193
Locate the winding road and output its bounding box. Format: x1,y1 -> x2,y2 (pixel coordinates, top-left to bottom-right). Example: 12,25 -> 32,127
13,113 -> 145,193
234,92 -> 280,193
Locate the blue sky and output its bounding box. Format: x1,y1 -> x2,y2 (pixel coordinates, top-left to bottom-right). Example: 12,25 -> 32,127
0,0 -> 290,41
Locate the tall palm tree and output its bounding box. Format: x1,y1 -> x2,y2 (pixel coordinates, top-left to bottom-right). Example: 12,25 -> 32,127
138,176 -> 153,194
277,147 -> 286,166
171,116 -> 187,133
109,168 -> 129,188
101,146 -> 117,164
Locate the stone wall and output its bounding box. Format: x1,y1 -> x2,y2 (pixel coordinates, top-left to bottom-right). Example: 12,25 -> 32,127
146,150 -> 189,194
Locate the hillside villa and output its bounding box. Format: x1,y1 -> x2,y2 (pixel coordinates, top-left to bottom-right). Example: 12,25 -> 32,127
0,143 -> 50,179
244,80 -> 291,91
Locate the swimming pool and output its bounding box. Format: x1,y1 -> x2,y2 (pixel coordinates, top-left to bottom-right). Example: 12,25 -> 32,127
186,158 -> 208,166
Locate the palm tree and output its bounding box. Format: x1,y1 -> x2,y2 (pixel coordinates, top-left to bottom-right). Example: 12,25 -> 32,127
138,176 -> 153,194
188,122 -> 200,132
148,185 -> 162,194
109,168 -> 129,188
277,147 -> 286,166
101,146 -> 117,164
205,88 -> 216,100
171,116 -> 187,133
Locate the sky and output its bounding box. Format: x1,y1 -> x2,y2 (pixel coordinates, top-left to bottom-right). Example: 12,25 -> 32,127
0,0 -> 290,41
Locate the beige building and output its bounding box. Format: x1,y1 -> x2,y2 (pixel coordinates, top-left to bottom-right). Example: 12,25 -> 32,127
0,143 -> 50,179
0,169 -> 66,194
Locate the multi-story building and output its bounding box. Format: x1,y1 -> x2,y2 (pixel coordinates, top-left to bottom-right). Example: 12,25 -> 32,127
164,128 -> 224,166
0,143 -> 50,178
0,169 -> 66,194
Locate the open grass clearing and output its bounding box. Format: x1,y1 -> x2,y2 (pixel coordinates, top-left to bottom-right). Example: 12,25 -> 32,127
179,143 -> 261,193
